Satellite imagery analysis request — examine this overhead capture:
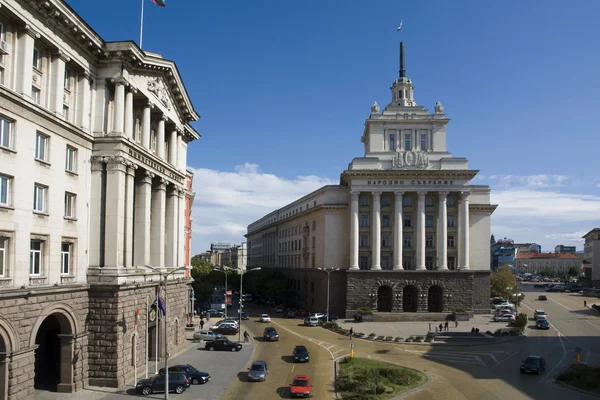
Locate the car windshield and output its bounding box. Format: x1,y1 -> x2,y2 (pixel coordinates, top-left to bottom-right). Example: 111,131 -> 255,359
292,379 -> 309,387
295,347 -> 308,353
251,364 -> 265,371
524,357 -> 540,365
186,365 -> 197,372
266,329 -> 275,333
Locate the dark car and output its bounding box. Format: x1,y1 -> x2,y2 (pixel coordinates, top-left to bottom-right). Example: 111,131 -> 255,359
247,360 -> 269,382
241,312 -> 250,320
159,364 -> 210,385
263,327 -> 279,341
533,284 -> 546,288
292,345 -> 310,363
538,295 -> 548,301
536,320 -> 550,330
319,314 -> 338,322
136,372 -> 190,396
205,338 -> 243,352
520,356 -> 546,374
286,309 -> 297,318
211,324 -> 239,335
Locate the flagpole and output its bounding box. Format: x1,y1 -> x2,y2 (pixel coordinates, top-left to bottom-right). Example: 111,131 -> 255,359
134,297 -> 137,386
145,295 -> 149,378
139,0 -> 145,49
155,287 -> 159,374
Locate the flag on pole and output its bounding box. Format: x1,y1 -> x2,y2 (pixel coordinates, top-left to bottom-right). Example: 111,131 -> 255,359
134,301 -> 140,327
151,0 -> 166,6
157,295 -> 167,316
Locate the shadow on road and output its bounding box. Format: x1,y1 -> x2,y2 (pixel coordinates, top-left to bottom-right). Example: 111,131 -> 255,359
237,371 -> 249,382
280,355 -> 295,363
276,386 -> 291,398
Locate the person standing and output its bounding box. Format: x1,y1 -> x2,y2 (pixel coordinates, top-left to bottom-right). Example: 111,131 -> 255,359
444,321 -> 449,331
349,327 -> 354,339
200,318 -> 205,330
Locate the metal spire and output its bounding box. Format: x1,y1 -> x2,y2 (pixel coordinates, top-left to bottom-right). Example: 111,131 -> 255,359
400,41 -> 406,78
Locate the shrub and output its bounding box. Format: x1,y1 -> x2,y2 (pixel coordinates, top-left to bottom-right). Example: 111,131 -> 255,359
424,337 -> 433,342
376,335 -> 385,341
426,332 -> 436,340
368,333 -> 376,338
385,336 -> 393,341
339,328 -> 349,335
514,313 -> 528,328
358,307 -> 373,313
485,330 -> 493,336
355,332 -> 365,338
415,336 -> 425,342
405,338 -> 413,342
394,336 -> 403,342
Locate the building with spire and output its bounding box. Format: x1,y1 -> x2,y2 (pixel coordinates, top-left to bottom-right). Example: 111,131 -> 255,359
246,41 -> 496,319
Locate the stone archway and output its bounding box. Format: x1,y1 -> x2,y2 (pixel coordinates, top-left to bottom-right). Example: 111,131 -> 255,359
403,286 -> 418,312
428,286 -> 444,312
0,317 -> 19,400
377,286 -> 393,312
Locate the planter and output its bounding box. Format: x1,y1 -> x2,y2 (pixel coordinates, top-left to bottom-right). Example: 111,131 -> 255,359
453,312 -> 470,322
360,313 -> 373,322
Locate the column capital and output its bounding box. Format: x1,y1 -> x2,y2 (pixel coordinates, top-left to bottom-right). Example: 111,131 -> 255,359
110,77 -> 128,87
372,191 -> 382,198
126,165 -> 137,176
19,24 -> 41,39
145,101 -> 155,109
159,115 -> 167,121
51,49 -> 71,63
145,170 -> 155,179
438,191 -> 449,199
394,190 -> 405,197
460,191 -> 470,200
129,87 -> 138,95
350,190 -> 360,198
417,191 -> 427,199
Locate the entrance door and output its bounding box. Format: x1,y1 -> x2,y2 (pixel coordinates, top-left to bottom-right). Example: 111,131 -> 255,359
428,286 -> 444,312
402,286 -> 418,312
377,286 -> 393,312
34,316 -> 62,391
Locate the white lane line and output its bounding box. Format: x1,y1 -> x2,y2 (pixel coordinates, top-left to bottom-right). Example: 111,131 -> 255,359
271,321 -> 336,359
420,354 -> 485,366
490,352 -> 518,370
540,331 -> 567,383
326,345 -> 336,350
333,349 -> 346,354
291,365 -> 295,372
548,296 -> 573,312
521,302 -> 565,337
335,353 -> 351,362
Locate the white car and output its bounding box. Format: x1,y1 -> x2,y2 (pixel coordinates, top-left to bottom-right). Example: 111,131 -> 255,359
260,314 -> 271,322
211,322 -> 237,330
311,313 -> 325,319
193,330 -> 224,342
494,314 -> 516,322
534,310 -> 547,320
304,317 -> 320,326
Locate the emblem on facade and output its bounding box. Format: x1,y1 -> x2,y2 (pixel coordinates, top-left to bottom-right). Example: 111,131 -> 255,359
149,307 -> 157,323
371,101 -> 380,114
147,77 -> 171,111
392,150 -> 429,169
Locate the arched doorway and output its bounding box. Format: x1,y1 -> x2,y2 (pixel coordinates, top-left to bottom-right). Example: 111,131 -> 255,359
377,286 -> 393,312
428,286 -> 444,312
0,336 -> 6,400
34,313 -> 74,392
403,286 -> 418,312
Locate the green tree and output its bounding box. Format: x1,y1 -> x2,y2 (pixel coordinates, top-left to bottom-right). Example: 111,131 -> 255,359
490,266 -> 517,300
539,267 -> 557,278
190,257 -> 217,303
567,266 -> 580,277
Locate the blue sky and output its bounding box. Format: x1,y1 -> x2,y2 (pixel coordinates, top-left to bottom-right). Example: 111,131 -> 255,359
69,0 -> 600,255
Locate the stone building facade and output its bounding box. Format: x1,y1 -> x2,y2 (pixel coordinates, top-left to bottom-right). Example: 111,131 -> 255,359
246,42 -> 496,319
0,0 -> 200,398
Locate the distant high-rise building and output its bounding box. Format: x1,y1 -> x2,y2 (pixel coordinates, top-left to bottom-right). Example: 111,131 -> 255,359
555,245 -> 576,254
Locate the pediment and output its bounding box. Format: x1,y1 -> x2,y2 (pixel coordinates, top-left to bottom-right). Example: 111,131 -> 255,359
129,74 -> 179,122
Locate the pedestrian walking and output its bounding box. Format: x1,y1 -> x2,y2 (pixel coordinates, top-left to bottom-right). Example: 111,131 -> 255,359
199,318 -> 204,330
349,327 -> 354,339
584,300 -> 587,308
444,321 -> 449,331
455,320 -> 458,328
439,323 -> 443,332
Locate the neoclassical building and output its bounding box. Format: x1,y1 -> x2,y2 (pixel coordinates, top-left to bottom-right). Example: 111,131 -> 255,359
246,42 -> 496,319
0,0 -> 199,398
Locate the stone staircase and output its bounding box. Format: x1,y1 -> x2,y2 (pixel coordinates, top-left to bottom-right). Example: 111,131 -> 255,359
372,312 -> 451,322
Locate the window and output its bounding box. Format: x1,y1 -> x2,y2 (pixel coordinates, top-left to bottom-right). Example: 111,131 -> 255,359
447,196 -> 456,206
64,192 -> 76,218
404,236 -> 412,248
0,237 -> 6,277
388,134 -> 395,151
382,235 -> 390,248
150,129 -> 157,152
426,236 -> 434,248
35,132 -> 48,161
31,87 -> 40,104
403,256 -> 412,270
0,174 -> 12,207
30,240 -> 43,275
66,146 -> 77,173
425,197 -> 433,206
403,196 -> 412,206
32,48 -> 41,69
404,133 -> 412,150
360,256 -> 369,270
426,256 -> 434,270
399,90 -> 403,99
381,196 -> 391,206
420,133 -> 428,151
359,196 -> 369,206
64,69 -> 71,90
61,242 -> 71,275
403,215 -> 411,228
426,215 -> 434,227
448,215 -> 455,227
62,105 -> 69,120
382,215 -> 391,227
360,215 -> 369,227
381,257 -> 390,270
312,220 -> 316,230
0,116 -> 13,149
448,235 -> 455,248
312,236 -> 315,248
134,116 -> 141,142
33,184 -> 47,213
360,235 -> 369,247
448,257 -> 456,270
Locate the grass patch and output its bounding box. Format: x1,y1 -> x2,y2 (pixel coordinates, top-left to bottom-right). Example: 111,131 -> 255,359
337,357 -> 426,400
557,364 -> 600,394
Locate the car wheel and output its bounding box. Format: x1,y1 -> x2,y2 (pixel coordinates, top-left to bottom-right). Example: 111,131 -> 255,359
208,346 -> 214,351
231,347 -> 236,352
174,385 -> 185,394
191,378 -> 199,385
141,387 -> 152,396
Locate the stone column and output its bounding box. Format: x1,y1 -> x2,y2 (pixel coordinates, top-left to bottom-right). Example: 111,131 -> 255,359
393,191 -> 404,270
437,191 -> 449,270
142,102 -> 153,150
50,52 -> 68,114
15,26 -> 37,98
124,165 -> 136,267
124,87 -> 135,139
56,335 -> 74,393
111,79 -> 125,134
371,191 -> 382,270
416,191 -> 427,271
349,191 -> 359,270
151,178 -> 167,268
134,171 -> 153,266
104,158 -> 126,268
169,129 -> 178,166
165,185 -> 179,268
76,73 -> 91,130
157,116 -> 166,159
460,191 -> 470,270
178,189 -> 186,267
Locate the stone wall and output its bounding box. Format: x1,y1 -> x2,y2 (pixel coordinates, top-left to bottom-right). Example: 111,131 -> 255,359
472,272 -> 491,314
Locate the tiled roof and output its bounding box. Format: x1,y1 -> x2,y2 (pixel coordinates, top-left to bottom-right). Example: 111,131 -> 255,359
516,252 -> 579,260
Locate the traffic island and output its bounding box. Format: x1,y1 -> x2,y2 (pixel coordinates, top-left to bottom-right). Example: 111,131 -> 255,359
556,364 -> 600,396
336,357 -> 426,400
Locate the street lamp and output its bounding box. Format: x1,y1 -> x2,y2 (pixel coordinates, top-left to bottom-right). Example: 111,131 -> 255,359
137,265 -> 190,400
317,267 -> 340,322
214,266 -> 232,317
237,267 -> 261,343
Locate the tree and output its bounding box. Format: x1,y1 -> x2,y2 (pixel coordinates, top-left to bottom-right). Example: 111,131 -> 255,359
539,267 -> 557,278
568,266 -> 580,277
190,257 -> 217,303
490,266 -> 517,300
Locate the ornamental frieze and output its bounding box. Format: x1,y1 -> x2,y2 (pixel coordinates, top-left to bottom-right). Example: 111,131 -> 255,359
392,150 -> 429,169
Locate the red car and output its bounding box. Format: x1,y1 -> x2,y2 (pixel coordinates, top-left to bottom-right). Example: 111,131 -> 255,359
289,375 -> 310,398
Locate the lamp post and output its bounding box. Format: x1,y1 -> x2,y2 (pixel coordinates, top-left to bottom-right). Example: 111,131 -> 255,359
137,265 -> 190,400
317,267 -> 340,322
214,266 -> 232,317
237,267 -> 261,343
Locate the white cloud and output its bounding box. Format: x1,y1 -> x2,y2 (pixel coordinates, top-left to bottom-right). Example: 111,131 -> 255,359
189,163 -> 336,254
487,174 -> 568,189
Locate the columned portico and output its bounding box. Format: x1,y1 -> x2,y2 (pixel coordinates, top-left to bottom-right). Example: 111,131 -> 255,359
111,79 -> 125,135
416,191 -> 426,270
437,191 -> 449,270
151,178 -> 167,269
142,102 -> 153,150
460,191 -> 470,270
371,191 -> 382,270
134,171 -> 153,266
349,191 -> 360,270
393,191 -> 404,270
165,186 -> 179,268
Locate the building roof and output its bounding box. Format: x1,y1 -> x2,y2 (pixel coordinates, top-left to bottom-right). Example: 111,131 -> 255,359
582,228 -> 600,239
516,252 -> 579,260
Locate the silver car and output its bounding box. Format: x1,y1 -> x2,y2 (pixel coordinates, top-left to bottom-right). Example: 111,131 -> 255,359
247,361 -> 268,382
193,330 -> 224,342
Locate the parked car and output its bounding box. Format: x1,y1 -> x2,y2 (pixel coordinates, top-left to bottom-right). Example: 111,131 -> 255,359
240,312 -> 250,320
205,338 -> 243,352
289,374 -> 311,398
158,364 -> 210,385
263,327 -> 279,341
275,306 -> 284,313
533,284 -> 547,288
193,330 -> 224,342
135,372 -> 190,396
536,320 -> 550,330
247,360 -> 269,382
520,355 -> 546,374
295,310 -> 310,318
497,309 -> 516,316
494,302 -> 513,310
494,314 -> 516,322
260,314 -> 271,322
286,309 -> 297,318
304,317 -> 320,326
211,324 -> 239,335
213,319 -> 239,328
310,313 -> 325,319
206,309 -> 225,318
292,345 -> 310,363
538,295 -> 548,301
319,314 -> 338,322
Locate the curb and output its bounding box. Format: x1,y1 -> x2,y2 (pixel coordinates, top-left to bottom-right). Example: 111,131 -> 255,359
556,381 -> 600,398
392,372 -> 433,400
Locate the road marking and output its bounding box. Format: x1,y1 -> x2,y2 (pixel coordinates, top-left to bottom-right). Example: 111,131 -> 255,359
548,296 -> 573,311
490,352 -> 518,370
333,349 -> 347,355
335,353 -> 351,362
291,365 -> 295,372
403,348 -> 487,366
326,345 -> 336,350
270,321 -> 337,359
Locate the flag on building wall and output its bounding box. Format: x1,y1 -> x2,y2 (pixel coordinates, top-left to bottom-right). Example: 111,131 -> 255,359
157,295 -> 167,316
151,0 -> 166,7
135,301 -> 140,326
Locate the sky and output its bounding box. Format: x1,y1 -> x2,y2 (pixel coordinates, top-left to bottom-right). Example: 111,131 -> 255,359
68,0 -> 600,255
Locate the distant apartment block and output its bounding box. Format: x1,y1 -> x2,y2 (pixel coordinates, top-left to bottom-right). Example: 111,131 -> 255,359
515,252 -> 581,276
583,229 -> 600,287
555,245 -> 577,254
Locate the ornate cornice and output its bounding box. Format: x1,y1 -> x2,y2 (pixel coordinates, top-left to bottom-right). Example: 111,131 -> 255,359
342,169 -> 479,182
469,204 -> 498,214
